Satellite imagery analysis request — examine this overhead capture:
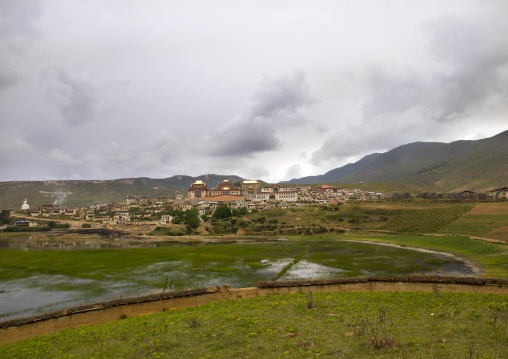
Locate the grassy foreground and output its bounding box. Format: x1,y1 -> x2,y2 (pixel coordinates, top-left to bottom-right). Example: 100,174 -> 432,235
1,291 -> 506,358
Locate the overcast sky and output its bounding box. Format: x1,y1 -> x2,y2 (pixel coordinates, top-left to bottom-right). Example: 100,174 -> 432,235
1,0 -> 507,183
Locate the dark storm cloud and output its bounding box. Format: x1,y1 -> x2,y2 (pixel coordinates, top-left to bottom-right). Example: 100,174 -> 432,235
41,67 -> 98,126
209,71 -> 314,157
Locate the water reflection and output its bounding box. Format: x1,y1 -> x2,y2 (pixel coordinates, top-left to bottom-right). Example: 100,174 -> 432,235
0,238 -> 157,251
0,237 -> 481,321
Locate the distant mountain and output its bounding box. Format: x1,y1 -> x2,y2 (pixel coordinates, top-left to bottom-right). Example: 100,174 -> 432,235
285,130 -> 508,192
0,174 -> 244,209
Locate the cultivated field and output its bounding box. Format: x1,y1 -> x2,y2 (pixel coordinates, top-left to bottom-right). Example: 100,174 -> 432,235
437,203 -> 508,241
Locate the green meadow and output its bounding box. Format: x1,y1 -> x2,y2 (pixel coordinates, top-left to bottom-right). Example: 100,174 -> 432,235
1,291 -> 506,358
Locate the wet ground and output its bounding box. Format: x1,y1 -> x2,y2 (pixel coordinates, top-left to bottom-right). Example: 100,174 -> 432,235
0,236 -> 480,321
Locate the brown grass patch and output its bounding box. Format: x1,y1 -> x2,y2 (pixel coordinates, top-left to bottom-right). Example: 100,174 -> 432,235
466,203 -> 508,215
484,225 -> 508,242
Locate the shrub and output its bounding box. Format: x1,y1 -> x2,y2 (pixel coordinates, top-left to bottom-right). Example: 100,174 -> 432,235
81,223 -> 92,228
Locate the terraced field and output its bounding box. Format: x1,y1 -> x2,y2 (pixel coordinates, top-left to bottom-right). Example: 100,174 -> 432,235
437,203 -> 508,241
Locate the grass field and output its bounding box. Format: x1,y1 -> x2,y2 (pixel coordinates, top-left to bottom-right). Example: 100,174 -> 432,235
1,291 -> 506,358
344,234 -> 508,279
211,201 -> 498,237
437,214 -> 508,237
211,201 -> 508,243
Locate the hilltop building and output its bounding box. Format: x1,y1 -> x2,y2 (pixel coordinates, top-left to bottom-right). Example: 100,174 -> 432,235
210,180 -> 241,196
188,180 -> 209,199
241,180 -> 260,198
257,185 -> 298,202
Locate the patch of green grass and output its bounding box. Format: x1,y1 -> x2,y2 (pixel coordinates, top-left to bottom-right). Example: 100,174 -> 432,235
378,204 -> 476,233
350,234 -> 508,278
0,240 -> 475,284
234,201 -> 478,235
1,291 -> 506,358
438,215 -> 508,237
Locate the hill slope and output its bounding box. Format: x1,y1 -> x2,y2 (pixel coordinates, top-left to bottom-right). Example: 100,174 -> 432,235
286,130 -> 508,191
0,174 -> 244,209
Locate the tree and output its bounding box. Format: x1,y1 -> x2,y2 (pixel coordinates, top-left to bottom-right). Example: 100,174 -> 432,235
185,208 -> 200,229
212,204 -> 231,220
232,207 -> 248,217
171,209 -> 185,224
0,211 -> 11,225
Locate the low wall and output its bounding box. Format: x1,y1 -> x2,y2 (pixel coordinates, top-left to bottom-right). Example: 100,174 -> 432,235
1,276 -> 507,346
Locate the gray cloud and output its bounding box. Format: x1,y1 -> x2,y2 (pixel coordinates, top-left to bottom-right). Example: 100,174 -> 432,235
209,71 -> 314,157
250,71 -> 315,120
362,65 -> 425,121
312,6 -> 508,166
423,11 -> 508,121
1,1 -> 507,183
0,0 -> 45,38
41,67 -> 99,126
0,62 -> 21,92
285,164 -> 302,180
361,7 -> 508,124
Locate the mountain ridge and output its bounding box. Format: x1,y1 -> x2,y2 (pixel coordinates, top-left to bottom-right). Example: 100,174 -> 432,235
0,174 -> 245,209
284,130 -> 508,191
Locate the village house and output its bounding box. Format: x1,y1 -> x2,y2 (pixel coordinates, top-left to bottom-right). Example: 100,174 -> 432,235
180,201 -> 194,211
490,187 -> 508,200
160,214 -> 173,224
113,212 -> 131,224
85,211 -> 95,221
14,220 -> 38,227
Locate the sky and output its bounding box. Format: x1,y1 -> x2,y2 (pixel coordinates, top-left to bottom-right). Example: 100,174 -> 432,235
1,0 -> 507,183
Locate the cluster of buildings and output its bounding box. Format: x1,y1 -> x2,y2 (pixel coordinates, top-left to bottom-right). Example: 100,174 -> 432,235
298,185 -> 384,204
8,180 -> 507,229
10,180 -> 383,227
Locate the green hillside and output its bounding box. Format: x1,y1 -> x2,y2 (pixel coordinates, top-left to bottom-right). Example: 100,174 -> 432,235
0,174 -> 244,209
286,130 -> 508,192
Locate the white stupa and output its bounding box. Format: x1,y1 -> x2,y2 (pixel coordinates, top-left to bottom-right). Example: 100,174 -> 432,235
21,198 -> 30,210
